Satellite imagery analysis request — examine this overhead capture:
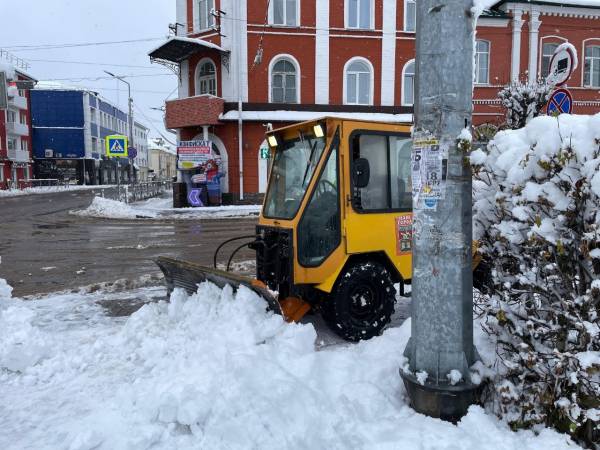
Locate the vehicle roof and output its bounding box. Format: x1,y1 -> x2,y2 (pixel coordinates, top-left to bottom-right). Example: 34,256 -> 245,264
267,116 -> 413,135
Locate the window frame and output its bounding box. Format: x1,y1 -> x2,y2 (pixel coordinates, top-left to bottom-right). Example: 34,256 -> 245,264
583,41 -> 600,88
196,0 -> 215,32
343,57 -> 374,105
404,0 -> 416,33
349,129 -> 413,215
474,39 -> 491,85
269,0 -> 300,27
195,58 -> 218,96
401,59 -> 415,106
297,128 -> 341,268
345,0 -> 375,30
268,55 -> 301,104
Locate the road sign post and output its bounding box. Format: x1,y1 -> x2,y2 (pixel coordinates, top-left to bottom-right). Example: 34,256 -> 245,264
106,135 -> 128,200
400,0 -> 480,421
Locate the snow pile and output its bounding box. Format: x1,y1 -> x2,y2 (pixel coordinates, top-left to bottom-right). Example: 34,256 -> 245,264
0,184 -> 116,198
0,279 -> 579,449
73,196 -> 262,220
472,113 -> 600,445
74,196 -> 158,219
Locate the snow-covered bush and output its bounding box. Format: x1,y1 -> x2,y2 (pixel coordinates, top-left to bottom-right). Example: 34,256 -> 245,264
498,79 -> 553,129
471,113 -> 600,446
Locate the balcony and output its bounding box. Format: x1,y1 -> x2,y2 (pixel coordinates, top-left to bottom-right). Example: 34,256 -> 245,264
9,93 -> 28,109
165,95 -> 224,129
6,122 -> 29,136
7,148 -> 29,162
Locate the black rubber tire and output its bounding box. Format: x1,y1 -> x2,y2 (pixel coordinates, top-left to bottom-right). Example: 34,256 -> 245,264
322,261 -> 395,342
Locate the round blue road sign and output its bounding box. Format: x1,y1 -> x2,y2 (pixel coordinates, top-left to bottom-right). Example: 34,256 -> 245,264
547,88 -> 573,115
128,147 -> 137,159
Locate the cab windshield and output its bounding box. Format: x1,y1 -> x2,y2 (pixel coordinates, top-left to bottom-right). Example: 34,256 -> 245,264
263,130 -> 327,219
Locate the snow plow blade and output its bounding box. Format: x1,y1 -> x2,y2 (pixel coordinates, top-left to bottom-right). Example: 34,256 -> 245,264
155,256 -> 282,314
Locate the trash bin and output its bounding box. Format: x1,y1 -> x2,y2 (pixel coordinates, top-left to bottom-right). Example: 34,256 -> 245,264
172,182 -> 187,208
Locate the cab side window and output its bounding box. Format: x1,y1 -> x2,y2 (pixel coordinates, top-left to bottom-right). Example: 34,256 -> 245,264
351,133 -> 412,212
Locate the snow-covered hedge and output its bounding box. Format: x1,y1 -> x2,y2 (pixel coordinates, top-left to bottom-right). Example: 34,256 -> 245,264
472,113 -> 600,445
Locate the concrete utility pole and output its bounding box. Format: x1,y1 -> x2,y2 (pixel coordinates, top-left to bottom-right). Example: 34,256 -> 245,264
400,0 -> 480,421
105,71 -> 135,184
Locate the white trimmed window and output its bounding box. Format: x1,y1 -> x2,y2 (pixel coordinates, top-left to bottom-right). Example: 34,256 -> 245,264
7,138 -> 17,150
346,0 -> 373,30
404,0 -> 416,32
402,60 -> 415,106
270,0 -> 299,26
0,165 -> 4,182
198,0 -> 215,30
541,42 -> 559,77
344,58 -> 373,105
270,58 -> 298,103
7,110 -> 16,123
584,45 -> 600,87
196,59 -> 217,96
474,40 -> 490,85
20,139 -> 28,151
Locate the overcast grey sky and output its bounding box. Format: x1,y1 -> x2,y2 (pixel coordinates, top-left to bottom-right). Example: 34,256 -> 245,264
0,0 -> 177,141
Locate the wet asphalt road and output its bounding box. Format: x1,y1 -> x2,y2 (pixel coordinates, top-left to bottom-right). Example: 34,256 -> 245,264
0,190 -> 257,297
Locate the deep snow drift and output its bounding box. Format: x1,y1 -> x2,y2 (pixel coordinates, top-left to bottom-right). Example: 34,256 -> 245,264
72,196 -> 262,220
0,279 -> 579,449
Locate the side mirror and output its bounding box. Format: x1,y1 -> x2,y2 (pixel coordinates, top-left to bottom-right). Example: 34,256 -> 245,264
353,158 -> 370,189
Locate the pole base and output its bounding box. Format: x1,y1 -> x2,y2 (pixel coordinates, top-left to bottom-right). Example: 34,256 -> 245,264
400,370 -> 482,423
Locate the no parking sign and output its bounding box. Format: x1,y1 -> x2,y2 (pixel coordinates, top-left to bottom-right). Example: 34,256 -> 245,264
547,88 -> 573,115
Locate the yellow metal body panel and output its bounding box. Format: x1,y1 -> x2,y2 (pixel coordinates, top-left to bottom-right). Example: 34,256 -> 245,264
258,117 -> 413,294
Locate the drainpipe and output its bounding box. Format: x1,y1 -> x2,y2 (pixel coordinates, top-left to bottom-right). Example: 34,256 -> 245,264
236,1 -> 244,201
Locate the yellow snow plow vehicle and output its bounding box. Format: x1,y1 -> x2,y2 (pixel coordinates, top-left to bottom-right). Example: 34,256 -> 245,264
157,117 -> 483,341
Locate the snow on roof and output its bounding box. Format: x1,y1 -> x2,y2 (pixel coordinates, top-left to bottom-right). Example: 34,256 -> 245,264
0,61 -> 16,80
147,36 -> 226,59
148,137 -> 176,154
220,110 -> 413,124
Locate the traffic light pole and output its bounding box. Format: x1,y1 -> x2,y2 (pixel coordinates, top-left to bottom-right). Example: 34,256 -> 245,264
400,0 -> 480,421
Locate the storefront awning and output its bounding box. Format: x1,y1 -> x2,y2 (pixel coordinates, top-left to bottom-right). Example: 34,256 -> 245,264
148,37 -> 228,64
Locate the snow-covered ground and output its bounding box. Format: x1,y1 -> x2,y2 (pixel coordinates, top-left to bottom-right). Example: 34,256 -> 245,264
72,196 -> 262,220
0,278 -> 579,450
0,185 -> 118,198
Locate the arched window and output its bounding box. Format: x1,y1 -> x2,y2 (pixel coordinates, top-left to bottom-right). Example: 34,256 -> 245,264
584,44 -> 600,87
270,58 -> 298,103
474,40 -> 490,85
196,59 -> 216,96
344,58 -> 372,105
402,60 -> 415,106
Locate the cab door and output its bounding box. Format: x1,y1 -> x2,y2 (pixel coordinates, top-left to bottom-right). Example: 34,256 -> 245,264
342,126 -> 414,281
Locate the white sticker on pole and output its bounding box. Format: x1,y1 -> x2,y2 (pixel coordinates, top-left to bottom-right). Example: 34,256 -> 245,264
547,43 -> 577,87
412,137 -> 447,210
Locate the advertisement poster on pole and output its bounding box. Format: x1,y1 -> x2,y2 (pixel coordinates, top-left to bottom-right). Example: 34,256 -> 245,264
411,135 -> 448,211
177,140 -> 213,170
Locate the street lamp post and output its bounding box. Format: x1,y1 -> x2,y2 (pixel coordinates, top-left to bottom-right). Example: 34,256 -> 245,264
400,0 -> 480,421
104,71 -> 134,185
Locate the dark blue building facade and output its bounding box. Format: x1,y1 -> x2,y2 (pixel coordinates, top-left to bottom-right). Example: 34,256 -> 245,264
30,89 -> 133,184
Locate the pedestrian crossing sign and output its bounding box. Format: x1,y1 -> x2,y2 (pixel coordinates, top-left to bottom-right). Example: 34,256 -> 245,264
106,135 -> 128,157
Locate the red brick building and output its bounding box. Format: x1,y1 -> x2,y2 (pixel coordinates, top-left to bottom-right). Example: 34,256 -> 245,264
149,0 -> 600,200
0,59 -> 36,189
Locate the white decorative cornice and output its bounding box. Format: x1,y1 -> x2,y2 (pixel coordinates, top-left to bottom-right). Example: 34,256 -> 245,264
503,2 -> 600,19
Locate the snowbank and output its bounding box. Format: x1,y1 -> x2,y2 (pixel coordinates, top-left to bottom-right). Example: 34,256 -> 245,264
0,277 -> 579,449
0,185 -> 116,198
73,196 -> 262,220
